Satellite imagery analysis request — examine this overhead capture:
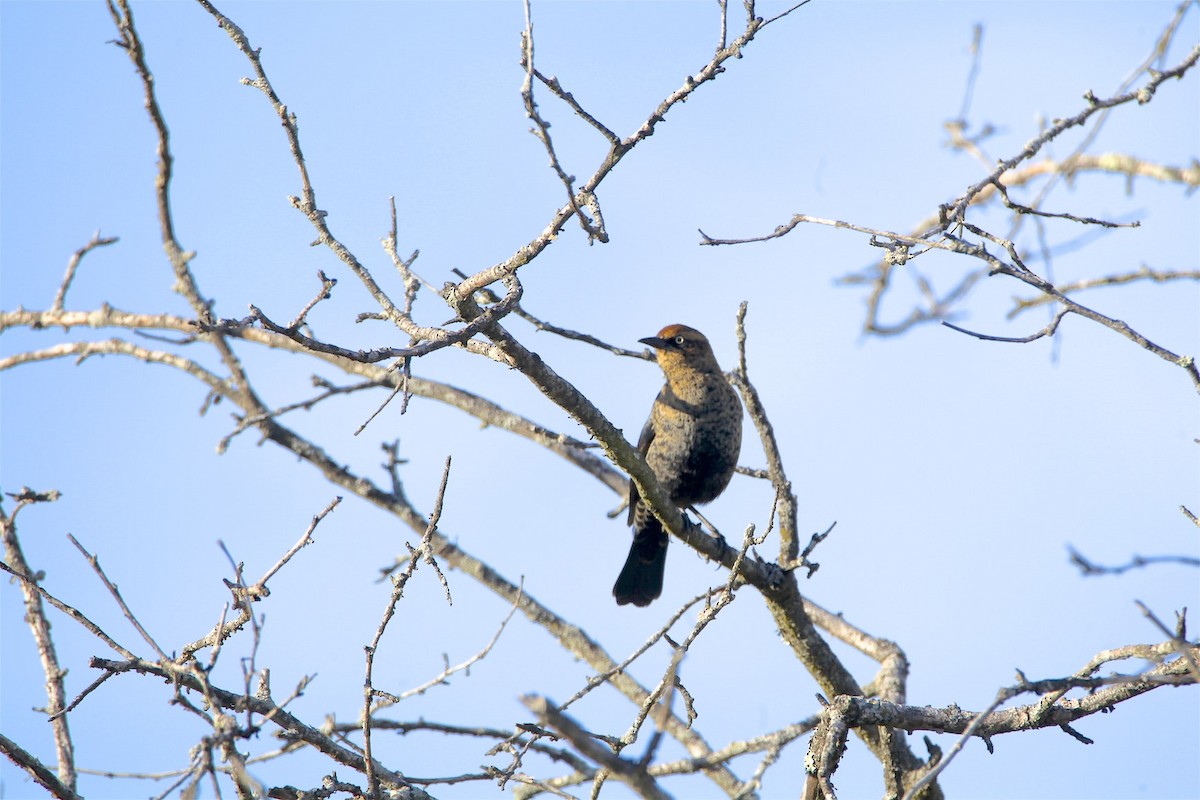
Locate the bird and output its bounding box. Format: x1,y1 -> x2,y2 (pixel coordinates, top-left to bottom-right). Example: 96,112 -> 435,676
613,324 -> 743,607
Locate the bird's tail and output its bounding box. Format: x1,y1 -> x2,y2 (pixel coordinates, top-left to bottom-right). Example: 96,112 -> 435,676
613,519 -> 668,607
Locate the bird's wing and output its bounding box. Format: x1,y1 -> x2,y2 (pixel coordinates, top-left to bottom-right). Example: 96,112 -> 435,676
626,413 -> 656,525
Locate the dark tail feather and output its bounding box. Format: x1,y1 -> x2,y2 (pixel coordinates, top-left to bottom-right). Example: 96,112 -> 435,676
613,521 -> 668,607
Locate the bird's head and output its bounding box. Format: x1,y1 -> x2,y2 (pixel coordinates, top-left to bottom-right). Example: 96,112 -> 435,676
640,324 -> 721,373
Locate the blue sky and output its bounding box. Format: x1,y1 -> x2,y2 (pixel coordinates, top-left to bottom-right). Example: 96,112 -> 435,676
2,2 -> 1198,799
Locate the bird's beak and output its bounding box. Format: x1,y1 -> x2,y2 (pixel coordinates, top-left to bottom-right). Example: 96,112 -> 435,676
639,336 -> 671,350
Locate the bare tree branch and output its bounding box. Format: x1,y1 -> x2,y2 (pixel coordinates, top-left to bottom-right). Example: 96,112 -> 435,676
0,492 -> 77,792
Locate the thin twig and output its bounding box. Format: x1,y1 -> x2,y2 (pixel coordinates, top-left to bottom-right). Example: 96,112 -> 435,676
519,0 -> 605,241
285,270 -> 337,330
68,534 -> 169,661
732,302 -> 801,568
363,457 -> 453,797
514,305 -> 650,358
376,586 -> 522,707
52,231 -> 119,312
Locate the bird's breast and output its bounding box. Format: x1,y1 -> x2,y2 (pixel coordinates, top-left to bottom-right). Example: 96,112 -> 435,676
647,380 -> 741,507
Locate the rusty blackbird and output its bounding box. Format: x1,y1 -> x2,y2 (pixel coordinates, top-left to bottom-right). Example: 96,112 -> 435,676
613,324 -> 743,607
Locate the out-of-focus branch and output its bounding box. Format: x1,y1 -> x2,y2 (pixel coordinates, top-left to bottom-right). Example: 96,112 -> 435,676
1068,545 -> 1200,577
703,197 -> 1200,392
831,151 -> 1199,338
1007,0 -> 1199,242
1008,267 -> 1200,318
703,153 -> 1200,252
940,43 -> 1199,228
698,21 -> 1199,396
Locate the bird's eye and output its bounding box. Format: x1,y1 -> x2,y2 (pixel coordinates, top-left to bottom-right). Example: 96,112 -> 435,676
674,335 -> 686,345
